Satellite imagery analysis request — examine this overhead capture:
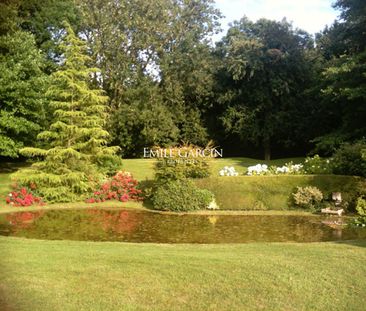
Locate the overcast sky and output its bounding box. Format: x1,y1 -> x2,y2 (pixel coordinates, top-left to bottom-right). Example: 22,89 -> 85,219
212,0 -> 340,41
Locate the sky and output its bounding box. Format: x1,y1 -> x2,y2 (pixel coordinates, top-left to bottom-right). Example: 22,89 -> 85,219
213,0 -> 340,41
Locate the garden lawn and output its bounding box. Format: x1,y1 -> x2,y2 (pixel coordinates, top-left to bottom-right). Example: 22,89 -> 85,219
0,237 -> 366,311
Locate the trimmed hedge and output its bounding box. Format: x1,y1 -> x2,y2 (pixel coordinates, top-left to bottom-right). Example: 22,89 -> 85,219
152,179 -> 213,212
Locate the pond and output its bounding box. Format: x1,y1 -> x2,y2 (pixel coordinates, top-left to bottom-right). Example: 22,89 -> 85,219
0,209 -> 365,243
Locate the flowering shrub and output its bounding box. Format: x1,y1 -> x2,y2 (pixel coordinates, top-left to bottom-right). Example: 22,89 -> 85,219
275,163 -> 303,174
292,186 -> 324,211
5,188 -> 43,207
247,164 -> 268,175
302,155 -> 332,174
246,162 -> 303,176
219,166 -> 239,176
86,171 -> 143,203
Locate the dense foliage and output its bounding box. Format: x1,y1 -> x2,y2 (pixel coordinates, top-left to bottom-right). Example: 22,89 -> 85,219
332,141 -> 366,177
292,186 -> 324,211
353,197 -> 366,226
154,145 -> 212,185
152,179 -> 213,212
0,30 -> 48,157
0,0 -> 365,161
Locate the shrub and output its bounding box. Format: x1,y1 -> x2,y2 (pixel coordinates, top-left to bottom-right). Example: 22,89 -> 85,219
197,189 -> 215,207
292,186 -> 324,211
5,187 -> 43,207
353,197 -> 366,227
332,141 -> 366,177
219,166 -> 239,176
247,164 -> 268,175
246,163 -> 303,176
152,179 -> 215,212
86,171 -> 142,203
154,145 -> 211,184
302,155 -> 333,174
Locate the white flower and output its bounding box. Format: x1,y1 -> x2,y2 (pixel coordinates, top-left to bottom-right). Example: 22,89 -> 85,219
219,166 -> 239,176
8,193 -> 12,197
207,199 -> 219,210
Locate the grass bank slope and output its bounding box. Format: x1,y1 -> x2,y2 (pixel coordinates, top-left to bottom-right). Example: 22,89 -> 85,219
0,237 -> 365,311
196,175 -> 364,210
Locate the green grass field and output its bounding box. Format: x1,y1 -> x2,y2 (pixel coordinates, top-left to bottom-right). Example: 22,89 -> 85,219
1,237 -> 366,311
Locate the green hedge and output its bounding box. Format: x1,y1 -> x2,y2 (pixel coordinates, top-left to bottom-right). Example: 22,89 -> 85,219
195,175 -> 366,211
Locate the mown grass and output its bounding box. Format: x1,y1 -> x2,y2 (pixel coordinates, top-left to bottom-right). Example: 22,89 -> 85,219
0,237 -> 366,311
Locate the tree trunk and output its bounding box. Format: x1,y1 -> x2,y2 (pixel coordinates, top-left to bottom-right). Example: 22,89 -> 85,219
263,138 -> 271,161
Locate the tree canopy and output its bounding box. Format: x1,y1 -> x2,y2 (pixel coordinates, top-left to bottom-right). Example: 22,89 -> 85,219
0,0 -> 365,160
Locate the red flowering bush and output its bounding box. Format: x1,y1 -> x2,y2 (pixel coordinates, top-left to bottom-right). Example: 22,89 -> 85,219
86,171 -> 143,203
6,187 -> 44,207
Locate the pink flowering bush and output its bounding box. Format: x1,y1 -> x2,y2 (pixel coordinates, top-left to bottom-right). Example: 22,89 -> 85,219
5,187 -> 44,207
86,171 -> 143,203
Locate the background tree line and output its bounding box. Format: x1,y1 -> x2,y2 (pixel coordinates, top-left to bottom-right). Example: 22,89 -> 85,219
0,0 -> 365,160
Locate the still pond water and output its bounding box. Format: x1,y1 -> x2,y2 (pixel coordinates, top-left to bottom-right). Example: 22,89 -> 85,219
0,209 -> 365,243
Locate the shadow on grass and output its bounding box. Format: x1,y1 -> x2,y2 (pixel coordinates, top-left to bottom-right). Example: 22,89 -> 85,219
335,239 -> 366,248
0,162 -> 30,174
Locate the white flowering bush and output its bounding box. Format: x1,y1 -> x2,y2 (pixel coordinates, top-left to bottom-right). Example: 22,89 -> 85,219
246,162 -> 303,176
247,164 -> 268,175
219,166 -> 239,176
302,155 -> 332,174
274,163 -> 303,174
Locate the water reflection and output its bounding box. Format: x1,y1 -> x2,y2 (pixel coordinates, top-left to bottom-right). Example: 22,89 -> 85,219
0,209 -> 365,244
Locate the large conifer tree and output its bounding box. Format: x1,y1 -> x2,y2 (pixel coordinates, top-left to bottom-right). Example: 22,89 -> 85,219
13,22 -> 121,202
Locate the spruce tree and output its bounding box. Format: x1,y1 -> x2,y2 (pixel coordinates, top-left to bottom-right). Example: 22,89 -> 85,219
13,22 -> 121,202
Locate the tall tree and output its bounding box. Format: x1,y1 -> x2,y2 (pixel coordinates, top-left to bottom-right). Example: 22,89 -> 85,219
13,23 -> 121,202
0,30 -> 48,157
214,17 -> 315,159
77,0 -> 220,155
313,0 -> 366,152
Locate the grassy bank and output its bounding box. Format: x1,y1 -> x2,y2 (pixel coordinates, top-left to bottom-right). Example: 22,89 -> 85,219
1,237 -> 366,311
195,175 -> 364,210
